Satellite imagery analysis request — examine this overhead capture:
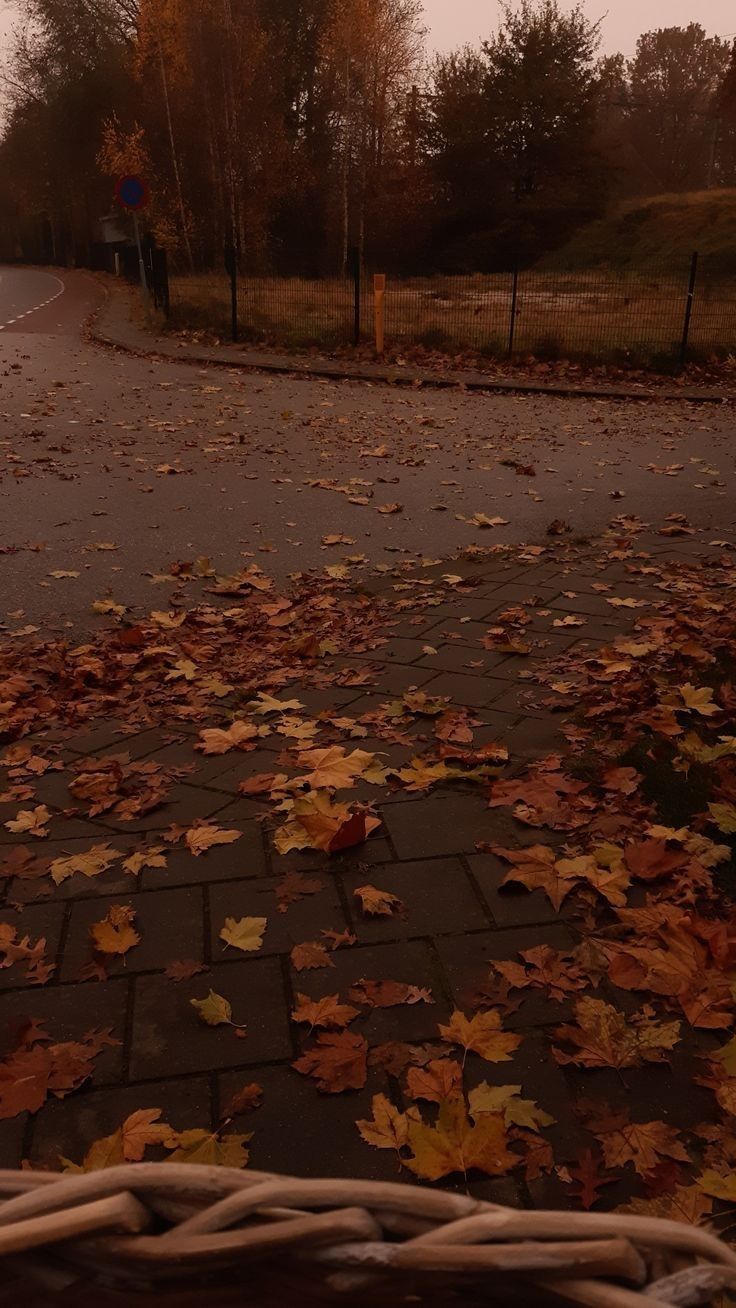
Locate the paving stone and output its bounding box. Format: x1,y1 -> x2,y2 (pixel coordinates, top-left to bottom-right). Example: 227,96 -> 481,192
383,793 -> 518,859
368,636 -> 432,666
420,617 -> 494,645
8,834 -> 141,904
436,924 -> 577,1028
140,820 -> 267,888
271,836 -> 393,877
421,671 -> 510,709
64,724 -> 167,759
29,1075 -> 212,1170
504,716 -> 569,760
195,749 -> 302,796
549,593 -> 636,618
0,980 -> 127,1084
292,939 -> 449,1046
466,851 -> 568,928
0,808 -> 108,844
416,644 -> 505,676
219,1063 -> 399,1180
0,901 -> 66,990
347,663 -> 437,694
60,887 -> 204,981
208,875 -> 346,958
130,958 -> 291,1079
143,739 -> 267,787
340,858 -> 491,941
93,782 -> 230,834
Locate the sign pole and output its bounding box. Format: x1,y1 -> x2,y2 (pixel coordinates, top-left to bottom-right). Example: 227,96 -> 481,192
133,211 -> 149,310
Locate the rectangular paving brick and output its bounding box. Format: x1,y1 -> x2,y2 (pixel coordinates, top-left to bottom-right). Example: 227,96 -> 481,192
140,820 -> 267,888
60,886 -> 205,981
0,980 -> 127,1085
421,671 -> 510,709
466,850 -> 567,928
29,1075 -> 213,1171
130,958 -> 292,1079
436,923 -> 577,1027
208,875 -> 346,958
0,902 -> 65,991
383,793 -> 515,860
340,857 -> 491,941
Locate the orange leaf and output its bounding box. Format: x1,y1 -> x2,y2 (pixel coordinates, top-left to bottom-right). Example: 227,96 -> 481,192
290,993 -> 359,1030
440,1010 -> 522,1064
293,1031 -> 368,1093
405,1099 -> 516,1180
354,884 -> 405,917
89,905 -> 139,957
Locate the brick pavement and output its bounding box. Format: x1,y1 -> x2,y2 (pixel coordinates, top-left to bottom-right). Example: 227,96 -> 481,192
0,528 -> 726,1203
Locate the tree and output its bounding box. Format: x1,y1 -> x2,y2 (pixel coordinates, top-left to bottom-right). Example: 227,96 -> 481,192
625,25 -> 731,192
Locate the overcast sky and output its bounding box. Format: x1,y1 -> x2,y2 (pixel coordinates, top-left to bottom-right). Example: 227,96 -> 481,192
0,0 -> 734,63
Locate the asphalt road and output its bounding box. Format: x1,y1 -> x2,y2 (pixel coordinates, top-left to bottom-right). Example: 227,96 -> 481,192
0,267 -> 734,634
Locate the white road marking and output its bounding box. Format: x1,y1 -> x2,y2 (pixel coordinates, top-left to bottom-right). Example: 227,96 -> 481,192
0,272 -> 65,331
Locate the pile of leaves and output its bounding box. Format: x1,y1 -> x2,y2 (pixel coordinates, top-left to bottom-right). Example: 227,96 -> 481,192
3,526 -> 736,1234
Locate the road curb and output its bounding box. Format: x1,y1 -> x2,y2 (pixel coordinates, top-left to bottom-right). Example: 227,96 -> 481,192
87,286 -> 736,406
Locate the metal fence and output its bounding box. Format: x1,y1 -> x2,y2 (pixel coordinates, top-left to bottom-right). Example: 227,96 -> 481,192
164,251 -> 736,370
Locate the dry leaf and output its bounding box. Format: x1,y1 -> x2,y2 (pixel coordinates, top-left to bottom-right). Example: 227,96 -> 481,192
219,916 -> 266,953
89,905 -> 140,957
440,1010 -> 522,1064
293,1031 -> 368,1093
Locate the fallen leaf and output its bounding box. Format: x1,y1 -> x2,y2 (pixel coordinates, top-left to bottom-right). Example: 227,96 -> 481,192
219,916 -> 266,954
440,1010 -> 522,1064
353,884 -> 405,917
290,993 -> 360,1030
405,1099 -> 516,1180
89,905 -> 139,957
293,1031 -> 368,1092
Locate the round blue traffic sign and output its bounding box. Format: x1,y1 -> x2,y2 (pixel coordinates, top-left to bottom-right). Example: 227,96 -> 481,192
115,175 -> 149,211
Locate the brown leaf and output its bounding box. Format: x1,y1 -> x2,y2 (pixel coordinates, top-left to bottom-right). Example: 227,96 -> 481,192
165,959 -> 207,982
185,825 -> 242,857
293,1031 -> 368,1093
440,1010 -> 522,1064
553,999 -> 680,1070
275,870 -> 323,913
353,884 -> 405,917
221,1082 -> 263,1119
349,979 -> 434,1008
405,1058 -> 463,1103
405,1099 -> 516,1180
290,941 -> 334,971
290,993 -> 360,1030
357,1093 -> 415,1151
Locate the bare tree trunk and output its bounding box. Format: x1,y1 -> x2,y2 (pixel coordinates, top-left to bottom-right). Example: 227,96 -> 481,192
341,50 -> 351,275
156,34 -> 194,271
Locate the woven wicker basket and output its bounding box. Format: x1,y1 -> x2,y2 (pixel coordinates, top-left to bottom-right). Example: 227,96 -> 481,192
0,1165 -> 733,1307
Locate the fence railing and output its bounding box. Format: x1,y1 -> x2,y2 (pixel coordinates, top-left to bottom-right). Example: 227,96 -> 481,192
158,251 -> 735,370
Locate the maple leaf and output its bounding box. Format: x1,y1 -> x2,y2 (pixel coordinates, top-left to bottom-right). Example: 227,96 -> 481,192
405,1059 -> 463,1103
357,1093 -> 416,1152
553,999 -> 680,1070
394,758 -> 451,792
291,941 -> 334,971
185,825 -> 241,857
239,772 -> 283,797
164,1128 -> 250,1168
405,1099 -> 516,1181
275,870 -> 323,913
294,746 -> 377,790
440,1010 -> 522,1065
291,993 -> 359,1030
678,684 -> 719,716
468,1083 -> 555,1131
594,1115 -> 688,1177
623,839 -> 688,881
276,792 -> 381,855
165,959 -> 206,982
293,1031 -> 368,1093
708,802 -> 736,835
353,884 -> 405,917
697,1170 -> 736,1202
221,1083 -> 263,1119
349,979 -> 434,1008
197,722 -> 259,756
250,692 -> 303,715
122,846 -> 167,876
5,805 -> 51,837
89,905 -> 140,957
624,1185 -> 712,1224
219,916 -> 266,953
50,843 -> 121,886
191,990 -> 234,1026
65,1108 -> 173,1172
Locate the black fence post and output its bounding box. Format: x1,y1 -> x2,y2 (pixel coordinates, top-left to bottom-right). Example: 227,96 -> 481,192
508,262 -> 519,357
350,245 -> 361,346
679,251 -> 698,371
224,229 -> 238,343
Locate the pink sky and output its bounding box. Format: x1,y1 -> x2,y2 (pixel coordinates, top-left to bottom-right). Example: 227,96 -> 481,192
0,0 -> 734,61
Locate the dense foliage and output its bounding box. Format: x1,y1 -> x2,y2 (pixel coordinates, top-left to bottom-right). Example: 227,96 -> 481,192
0,1 -> 734,273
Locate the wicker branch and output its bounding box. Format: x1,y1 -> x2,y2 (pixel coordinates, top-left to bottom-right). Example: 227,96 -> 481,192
0,1165 -> 730,1307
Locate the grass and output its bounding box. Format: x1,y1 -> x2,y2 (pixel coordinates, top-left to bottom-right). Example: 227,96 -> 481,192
167,268 -> 736,368
542,189 -> 736,275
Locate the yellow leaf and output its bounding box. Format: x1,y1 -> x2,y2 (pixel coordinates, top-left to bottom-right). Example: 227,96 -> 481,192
191,990 -> 233,1026
678,684 -> 719,716
469,1083 -> 555,1130
122,846 -> 167,876
185,826 -> 241,857
357,1093 -> 415,1151
50,843 -> 121,885
92,599 -> 126,617
714,1035 -> 736,1075
354,884 -> 405,917
164,1128 -> 250,1168
554,998 -> 680,1070
440,1010 -> 522,1064
405,1099 -> 516,1180
5,805 -> 51,837
197,722 -> 258,755
150,611 -> 186,629
291,993 -> 359,1029
295,746 -> 377,791
219,916 -> 266,953
708,802 -> 736,835
90,904 -> 139,956
697,1170 -> 736,1202
250,692 -> 303,715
